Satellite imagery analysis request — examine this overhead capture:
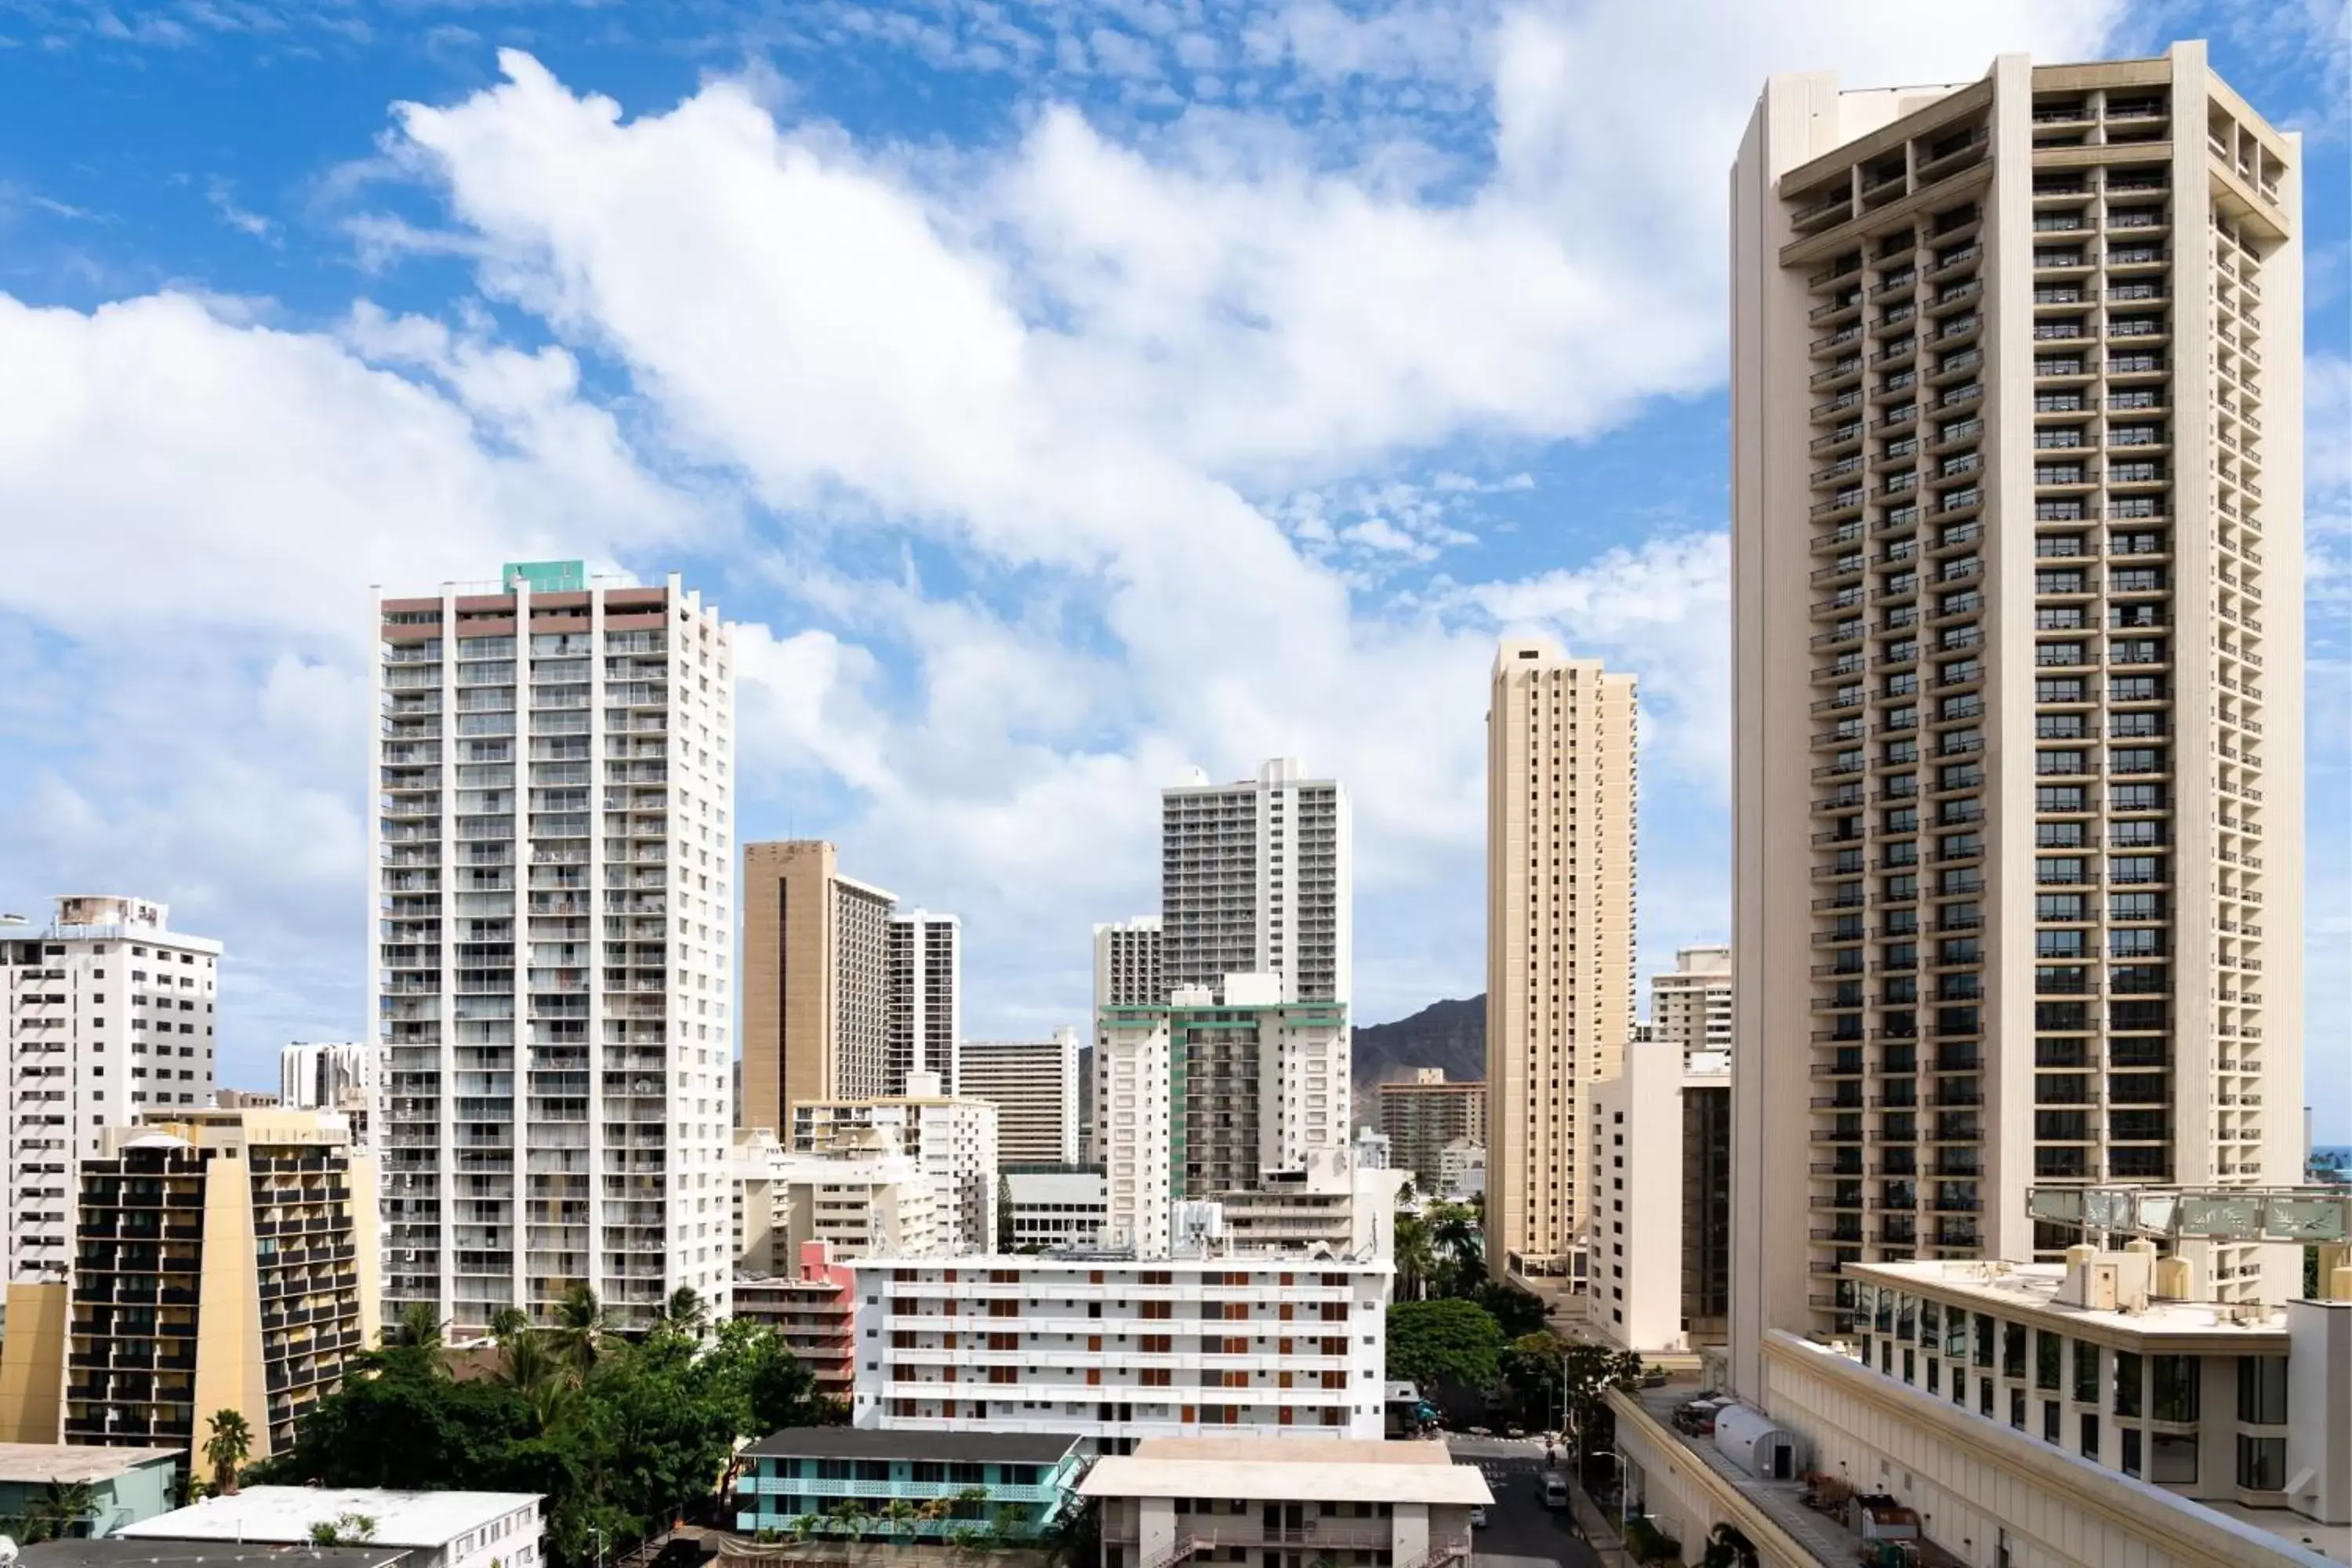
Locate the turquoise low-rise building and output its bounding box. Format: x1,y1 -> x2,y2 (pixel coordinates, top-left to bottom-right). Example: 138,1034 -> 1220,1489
734,1430 -> 1085,1541
0,1445 -> 180,1537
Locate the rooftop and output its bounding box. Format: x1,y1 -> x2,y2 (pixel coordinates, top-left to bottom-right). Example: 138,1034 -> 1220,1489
0,1443 -> 180,1484
23,1544 -> 409,1568
1080,1440 -> 1491,1506
121,1489 -> 539,1548
1847,1258 -> 2296,1342
742,1429 -> 1081,1465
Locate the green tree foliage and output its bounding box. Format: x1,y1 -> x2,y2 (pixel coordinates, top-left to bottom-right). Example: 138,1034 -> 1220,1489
1559,1341 -> 1646,1459
255,1291 -> 833,1568
1385,1298 -> 1504,1389
1474,1281 -> 1548,1339
308,1513 -> 379,1545
1497,1333 -> 1564,1424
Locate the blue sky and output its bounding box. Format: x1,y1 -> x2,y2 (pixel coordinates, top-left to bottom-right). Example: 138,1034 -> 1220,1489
0,0 -> 2344,1134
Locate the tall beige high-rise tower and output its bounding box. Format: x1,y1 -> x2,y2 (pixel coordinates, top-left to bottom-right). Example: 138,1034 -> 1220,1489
1730,43 -> 2303,1394
1485,639 -> 1639,1282
742,841 -> 895,1133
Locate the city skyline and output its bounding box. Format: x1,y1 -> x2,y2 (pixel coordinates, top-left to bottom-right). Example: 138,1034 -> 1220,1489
0,4 -> 2343,1142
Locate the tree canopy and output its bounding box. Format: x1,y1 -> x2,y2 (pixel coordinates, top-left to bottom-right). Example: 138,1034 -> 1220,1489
1385,1298 -> 1505,1390
254,1291 -> 836,1568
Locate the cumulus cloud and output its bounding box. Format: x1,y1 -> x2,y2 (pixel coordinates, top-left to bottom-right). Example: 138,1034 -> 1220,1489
2,0 -> 2153,1068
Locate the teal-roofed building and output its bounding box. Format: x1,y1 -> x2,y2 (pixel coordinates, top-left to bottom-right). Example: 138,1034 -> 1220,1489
733,1429 -> 1084,1540
0,1444 -> 180,1537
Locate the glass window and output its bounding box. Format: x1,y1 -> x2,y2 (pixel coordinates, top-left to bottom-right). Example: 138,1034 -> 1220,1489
2151,1356 -> 2198,1423
2122,1428 -> 2143,1478
2003,1322 -> 2026,1379
1947,1312 -> 1969,1360
1974,1312 -> 1994,1367
2237,1357 -> 2288,1424
2042,1399 -> 2060,1444
1921,1300 -> 1940,1340
1903,1348 -> 1916,1385
2009,1387 -> 2026,1430
2114,1351 -> 2143,1417
2080,1413 -> 2100,1461
2074,1341 -> 2100,1403
2151,1434 -> 2198,1485
2237,1436 -> 2286,1491
2037,1330 -> 2062,1390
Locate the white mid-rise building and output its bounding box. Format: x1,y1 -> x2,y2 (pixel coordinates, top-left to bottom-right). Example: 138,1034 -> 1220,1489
958,1029 -> 1081,1165
1588,1046 -> 1733,1356
122,1487 -> 544,1568
885,908 -> 960,1095
2,895 -> 220,1283
792,1071 -> 999,1252
278,1040 -> 381,1150
1004,1167 -> 1109,1252
1162,760 -> 1351,1007
1093,917 -> 1164,1014
372,562 -> 736,1331
734,1123 -> 942,1264
1650,946 -> 1733,1065
850,1253 -> 1392,1450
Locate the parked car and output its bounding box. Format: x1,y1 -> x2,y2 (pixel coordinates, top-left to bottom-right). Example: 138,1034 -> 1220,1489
1542,1475 -> 1571,1510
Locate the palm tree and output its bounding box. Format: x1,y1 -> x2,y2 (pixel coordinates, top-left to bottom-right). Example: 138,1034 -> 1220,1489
26,1480 -> 96,1541
881,1499 -> 919,1541
202,1409 -> 252,1497
548,1282 -> 613,1377
489,1305 -> 532,1345
655,1286 -> 707,1339
387,1303 -> 448,1371
825,1500 -> 869,1541
1392,1211 -> 1437,1301
495,1324 -> 577,1429
789,1514 -> 820,1544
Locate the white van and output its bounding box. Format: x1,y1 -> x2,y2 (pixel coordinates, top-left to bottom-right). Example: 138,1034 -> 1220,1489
1541,1475 -> 1571,1510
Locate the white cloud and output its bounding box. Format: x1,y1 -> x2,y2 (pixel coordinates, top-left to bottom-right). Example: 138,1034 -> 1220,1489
1,0 -> 2153,1065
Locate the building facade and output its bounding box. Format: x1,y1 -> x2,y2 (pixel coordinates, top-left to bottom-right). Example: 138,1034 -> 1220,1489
1162,760 -> 1351,1006
1083,1438 -> 1489,1568
123,1487 -> 543,1568
0,1109 -> 380,1466
1730,44 -> 2306,1387
730,1240 -> 855,1407
1097,979 -> 1352,1258
959,1032 -> 1081,1166
1004,1167 -> 1109,1253
1484,641 -> 1639,1282
373,563 -> 736,1332
792,1075 -> 999,1254
1376,1071 -> 1486,1192
1650,947 -> 1734,1065
849,1254 -> 1392,1450
735,1429 -> 1085,1541
2,897 -> 221,1284
742,841 -> 895,1131
1588,1048 -> 1731,1355
886,909 -> 961,1095
1093,918 -> 1164,1013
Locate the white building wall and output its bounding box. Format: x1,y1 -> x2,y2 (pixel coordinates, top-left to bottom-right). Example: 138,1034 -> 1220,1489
1589,1042 -> 1686,1354
848,1255 -> 1391,1446
2,896 -> 221,1283
1004,1168 -> 1108,1251
372,569 -> 735,1331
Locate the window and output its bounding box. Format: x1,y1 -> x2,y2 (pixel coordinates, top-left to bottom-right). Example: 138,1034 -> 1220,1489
2074,1341 -> 2100,1403
2151,1356 -> 2198,1423
2151,1434 -> 2198,1485
2080,1413 -> 2099,1460
2237,1357 -> 2288,1424
2114,1350 -> 2142,1417
2237,1436 -> 2286,1491
2042,1399 -> 2061,1444
2009,1387 -> 2025,1430
2002,1323 -> 2026,1379
2122,1428 -> 2143,1478
2036,1330 -> 2062,1390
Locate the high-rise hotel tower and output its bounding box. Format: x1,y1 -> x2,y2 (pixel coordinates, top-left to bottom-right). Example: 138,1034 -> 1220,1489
1730,43 -> 2303,1385
374,562 -> 737,1331
1485,640 -> 1639,1282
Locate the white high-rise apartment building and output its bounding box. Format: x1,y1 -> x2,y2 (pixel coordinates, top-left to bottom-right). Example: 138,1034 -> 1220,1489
373,562 -> 737,1332
1162,760 -> 1350,1005
1650,946 -> 1733,1064
850,1254 -> 1391,1449
1,896 -> 220,1282
956,1029 -> 1080,1164
791,1072 -> 999,1253
278,1041 -> 379,1108
884,909 -> 960,1094
1092,917 -> 1163,1011
1485,640 -> 1639,1283
1097,975 -> 1353,1258
1730,43 -> 2303,1389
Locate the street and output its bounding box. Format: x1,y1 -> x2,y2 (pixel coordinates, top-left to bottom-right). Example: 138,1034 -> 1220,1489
1445,1436 -> 1605,1568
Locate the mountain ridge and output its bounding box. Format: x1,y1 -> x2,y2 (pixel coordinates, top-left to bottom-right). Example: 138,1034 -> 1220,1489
1351,994 -> 1485,1090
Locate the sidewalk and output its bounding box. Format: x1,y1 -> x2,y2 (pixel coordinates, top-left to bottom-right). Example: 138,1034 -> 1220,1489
1559,1466 -> 1631,1566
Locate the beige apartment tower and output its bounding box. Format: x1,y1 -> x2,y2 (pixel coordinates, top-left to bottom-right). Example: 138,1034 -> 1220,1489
1485,640 -> 1639,1281
1730,43 -> 2303,1396
742,841 -> 895,1133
